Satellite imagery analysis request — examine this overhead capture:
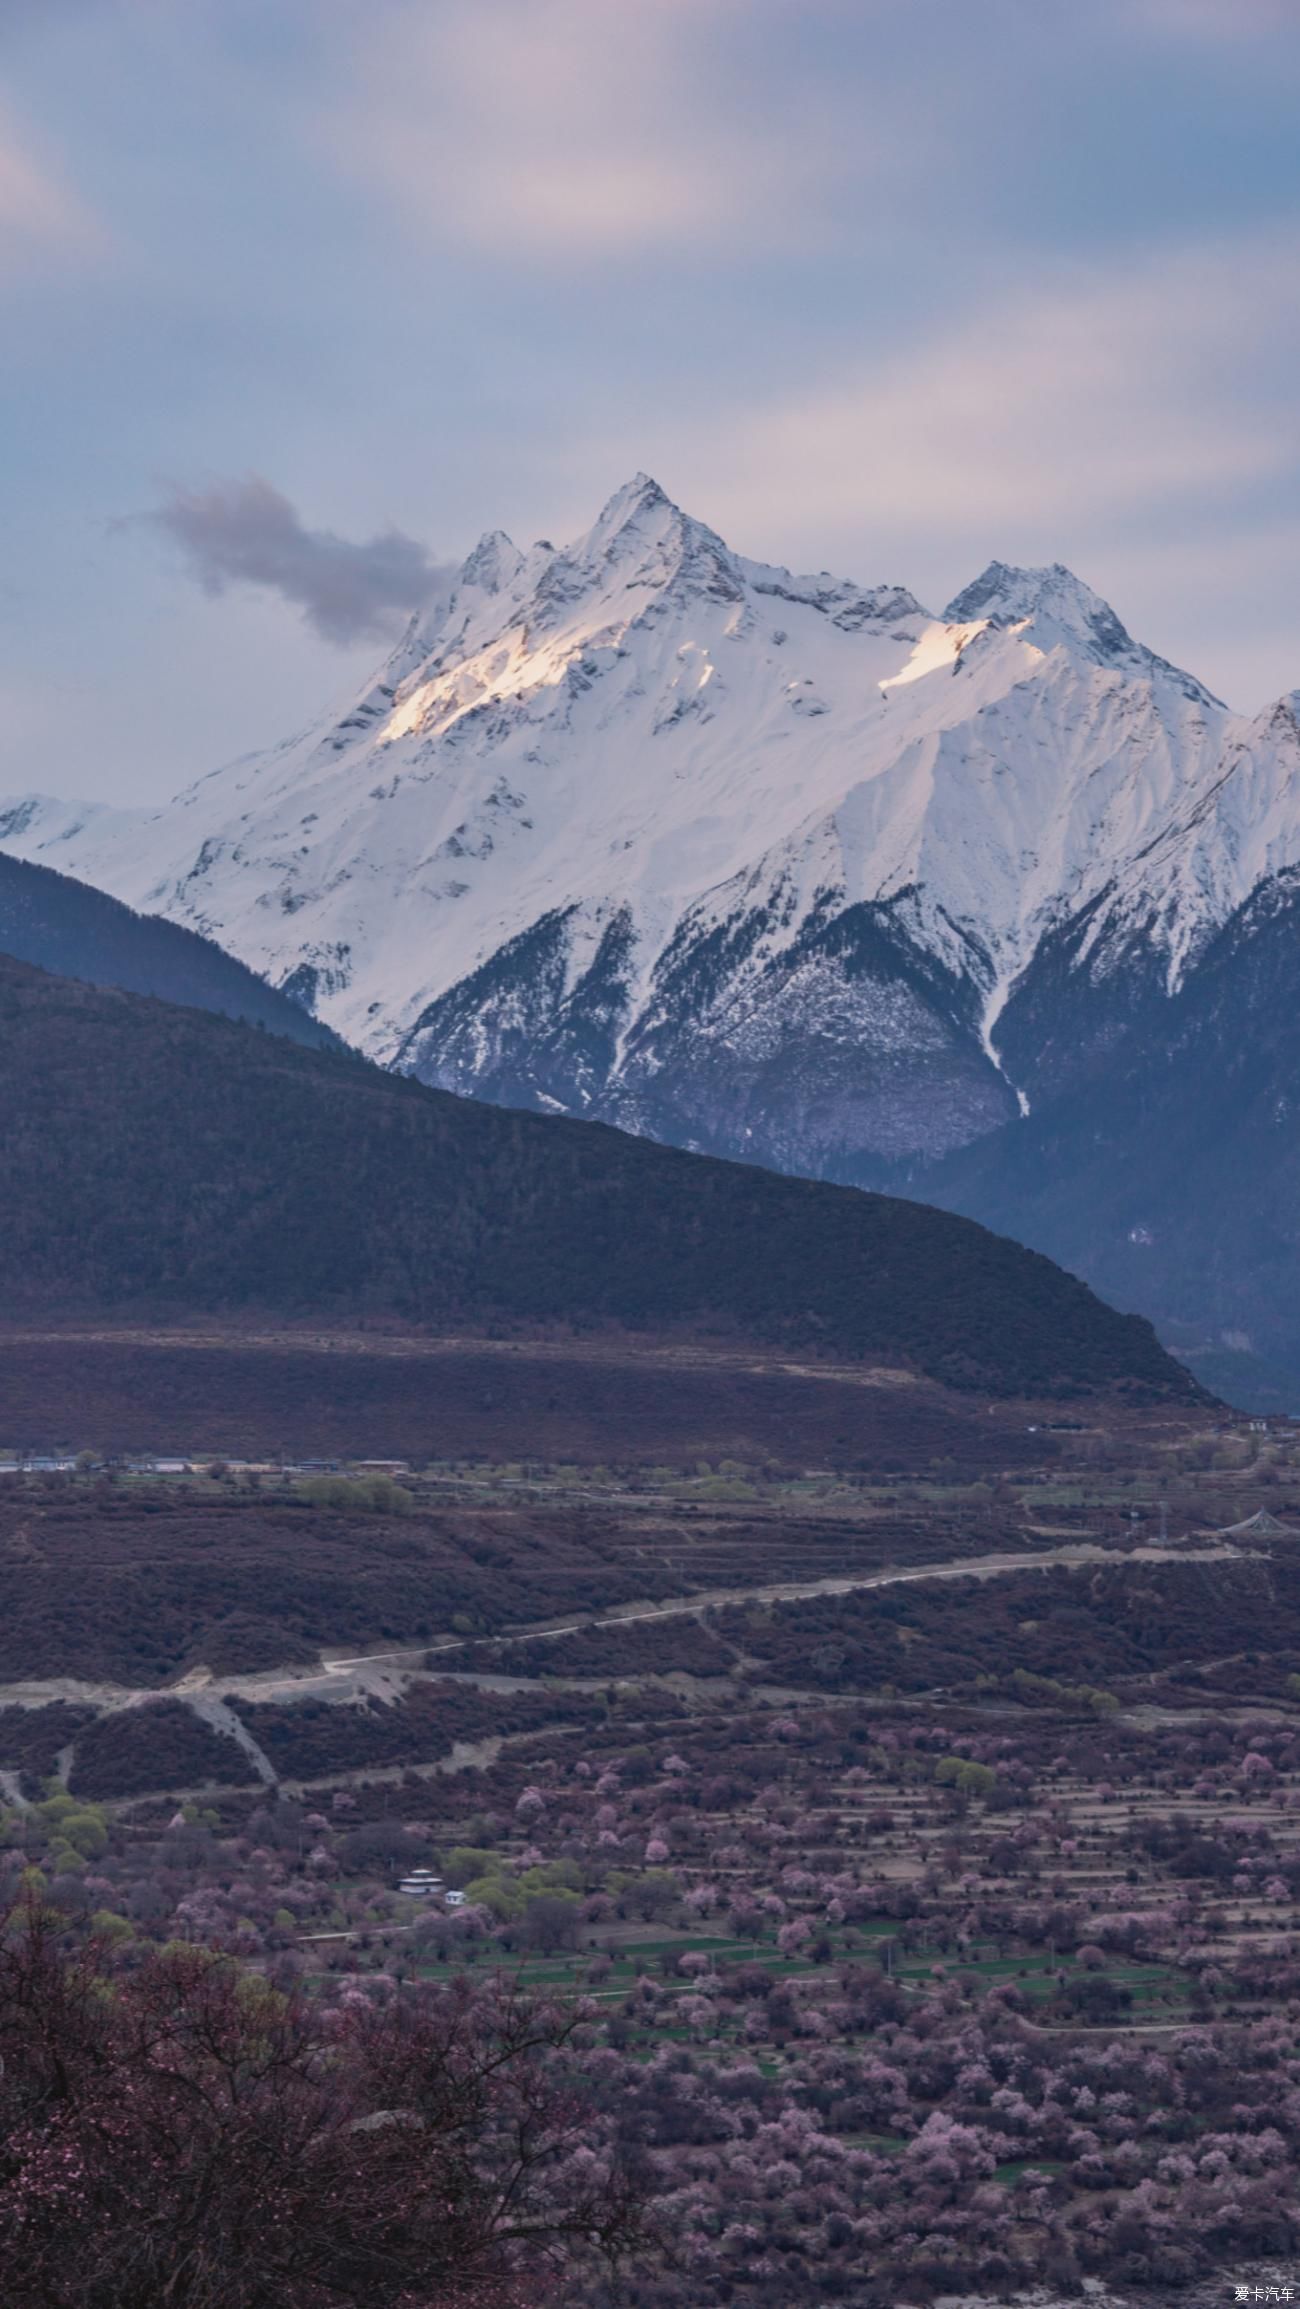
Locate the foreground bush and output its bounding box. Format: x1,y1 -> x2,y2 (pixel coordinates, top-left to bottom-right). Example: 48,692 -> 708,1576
0,1897 -> 648,2309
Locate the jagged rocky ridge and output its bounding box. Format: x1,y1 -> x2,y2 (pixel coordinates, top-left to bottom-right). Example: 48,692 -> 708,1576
6,477 -> 1300,1394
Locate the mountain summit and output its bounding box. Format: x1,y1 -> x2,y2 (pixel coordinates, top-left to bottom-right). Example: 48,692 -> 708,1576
942,561 -> 1218,700
6,478 -> 1300,1390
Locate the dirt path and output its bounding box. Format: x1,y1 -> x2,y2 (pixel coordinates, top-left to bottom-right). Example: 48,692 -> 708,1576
323,1537 -> 1242,1670
0,1320 -> 923,1388
0,1538 -> 1241,1728
186,1690 -> 278,1786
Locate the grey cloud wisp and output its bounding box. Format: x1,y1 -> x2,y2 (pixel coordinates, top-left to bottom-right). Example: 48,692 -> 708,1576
148,477 -> 453,644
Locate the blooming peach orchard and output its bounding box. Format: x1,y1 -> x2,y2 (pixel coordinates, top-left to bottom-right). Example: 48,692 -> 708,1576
5,1674 -> 1300,2305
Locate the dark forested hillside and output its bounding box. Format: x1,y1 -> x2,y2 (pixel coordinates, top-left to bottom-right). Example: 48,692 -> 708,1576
0,953 -> 1199,1399
0,850 -> 339,1047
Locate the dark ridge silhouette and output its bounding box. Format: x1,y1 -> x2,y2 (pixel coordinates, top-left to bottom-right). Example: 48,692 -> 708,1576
0,849 -> 340,1047
0,951 -> 1200,1400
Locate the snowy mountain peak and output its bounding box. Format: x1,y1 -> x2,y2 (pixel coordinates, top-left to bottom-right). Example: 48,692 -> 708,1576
945,558 -> 1147,661
945,557 -> 1107,626
550,472 -> 744,613
457,529 -> 524,598
592,469 -> 674,532
944,560 -> 1220,705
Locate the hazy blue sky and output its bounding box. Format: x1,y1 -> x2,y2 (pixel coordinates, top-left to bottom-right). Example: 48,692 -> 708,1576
4,0 -> 1300,802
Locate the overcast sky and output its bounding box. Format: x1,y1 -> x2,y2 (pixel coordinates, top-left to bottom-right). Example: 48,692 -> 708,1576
4,0 -> 1300,803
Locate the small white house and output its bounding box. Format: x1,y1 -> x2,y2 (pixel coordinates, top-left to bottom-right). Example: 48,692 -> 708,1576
397,1868 -> 443,1899
444,1888 -> 467,1909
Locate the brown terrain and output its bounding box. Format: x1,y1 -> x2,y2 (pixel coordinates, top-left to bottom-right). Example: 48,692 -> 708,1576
0,1320 -> 1189,1466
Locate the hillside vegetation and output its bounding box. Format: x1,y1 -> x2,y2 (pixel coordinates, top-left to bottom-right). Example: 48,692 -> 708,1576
0,849 -> 339,1047
0,954 -> 1198,1399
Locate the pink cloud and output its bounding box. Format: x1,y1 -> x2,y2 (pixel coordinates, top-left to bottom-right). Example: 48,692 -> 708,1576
325,0 -> 915,262
657,227 -> 1300,554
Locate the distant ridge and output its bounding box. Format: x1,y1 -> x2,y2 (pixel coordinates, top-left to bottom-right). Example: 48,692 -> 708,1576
0,850 -> 340,1048
0,950 -> 1202,1403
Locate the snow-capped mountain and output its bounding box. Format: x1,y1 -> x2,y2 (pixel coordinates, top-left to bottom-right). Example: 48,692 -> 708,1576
7,473 -> 1300,1394
0,478 -> 1276,1126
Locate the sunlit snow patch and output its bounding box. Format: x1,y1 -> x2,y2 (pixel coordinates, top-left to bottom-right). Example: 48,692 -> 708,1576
880,620 -> 989,692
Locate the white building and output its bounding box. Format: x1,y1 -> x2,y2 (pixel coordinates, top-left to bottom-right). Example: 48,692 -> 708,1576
397,1868 -> 443,1898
